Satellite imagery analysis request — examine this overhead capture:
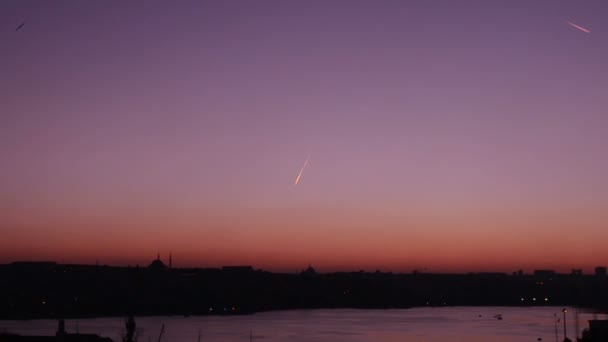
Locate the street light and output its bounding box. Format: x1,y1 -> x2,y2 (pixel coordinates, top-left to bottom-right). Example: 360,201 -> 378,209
554,313 -> 558,342
563,308 -> 571,342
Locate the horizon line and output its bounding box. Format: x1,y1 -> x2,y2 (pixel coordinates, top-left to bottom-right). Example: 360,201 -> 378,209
3,260 -> 606,275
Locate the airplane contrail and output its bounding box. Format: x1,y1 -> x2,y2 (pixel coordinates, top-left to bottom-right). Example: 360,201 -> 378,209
566,21 -> 591,34
294,154 -> 311,186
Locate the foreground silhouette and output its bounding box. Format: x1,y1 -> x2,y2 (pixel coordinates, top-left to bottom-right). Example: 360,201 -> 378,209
0,319 -> 113,341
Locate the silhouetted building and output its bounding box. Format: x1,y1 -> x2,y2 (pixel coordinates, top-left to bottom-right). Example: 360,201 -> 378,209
222,266 -> 253,275
301,265 -> 317,277
148,253 -> 167,271
10,261 -> 57,272
595,267 -> 607,277
534,270 -> 556,278
572,269 -> 583,276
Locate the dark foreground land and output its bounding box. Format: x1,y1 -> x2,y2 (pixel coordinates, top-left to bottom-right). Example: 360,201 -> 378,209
1,262 -> 607,319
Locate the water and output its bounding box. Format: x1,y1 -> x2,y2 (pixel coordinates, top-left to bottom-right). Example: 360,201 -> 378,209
0,307 -> 596,341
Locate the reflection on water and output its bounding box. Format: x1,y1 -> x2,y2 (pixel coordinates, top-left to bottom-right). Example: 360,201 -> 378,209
0,307 -> 601,342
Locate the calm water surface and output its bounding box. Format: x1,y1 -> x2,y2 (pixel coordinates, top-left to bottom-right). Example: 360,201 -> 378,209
0,307 -> 598,342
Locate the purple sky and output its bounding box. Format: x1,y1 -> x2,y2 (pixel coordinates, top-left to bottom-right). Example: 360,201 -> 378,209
1,1 -> 608,272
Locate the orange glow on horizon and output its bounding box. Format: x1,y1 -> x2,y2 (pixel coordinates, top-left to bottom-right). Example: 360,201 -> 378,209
2,200 -> 607,273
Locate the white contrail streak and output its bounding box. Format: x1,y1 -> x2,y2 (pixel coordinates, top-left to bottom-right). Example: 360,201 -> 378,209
566,21 -> 591,34
294,154 -> 311,185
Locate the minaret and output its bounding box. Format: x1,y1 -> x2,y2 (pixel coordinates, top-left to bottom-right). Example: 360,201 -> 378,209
169,252 -> 172,269
157,252 -> 160,261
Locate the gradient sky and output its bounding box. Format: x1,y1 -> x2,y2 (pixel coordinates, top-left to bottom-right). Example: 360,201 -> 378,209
2,1 -> 608,273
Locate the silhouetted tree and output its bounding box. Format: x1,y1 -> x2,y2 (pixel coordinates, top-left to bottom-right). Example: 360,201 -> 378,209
580,328 -> 591,342
122,316 -> 137,342
56,320 -> 66,336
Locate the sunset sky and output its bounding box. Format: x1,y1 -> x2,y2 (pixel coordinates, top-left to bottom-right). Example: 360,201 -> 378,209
2,1 -> 608,273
